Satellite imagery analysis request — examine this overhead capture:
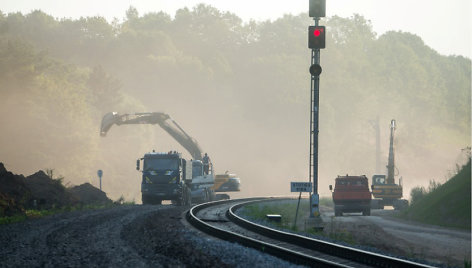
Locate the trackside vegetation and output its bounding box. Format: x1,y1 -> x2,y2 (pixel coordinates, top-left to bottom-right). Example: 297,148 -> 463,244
0,199 -> 135,225
401,159 -> 471,230
0,204 -> 113,225
0,6 -> 469,201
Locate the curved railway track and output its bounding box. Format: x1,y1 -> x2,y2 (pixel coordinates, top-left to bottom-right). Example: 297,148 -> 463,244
186,198 -> 435,268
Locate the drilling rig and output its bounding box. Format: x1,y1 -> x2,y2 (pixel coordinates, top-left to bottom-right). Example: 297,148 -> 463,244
371,120 -> 409,210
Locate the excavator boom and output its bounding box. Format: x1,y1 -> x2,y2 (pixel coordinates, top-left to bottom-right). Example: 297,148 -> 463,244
100,112 -> 203,160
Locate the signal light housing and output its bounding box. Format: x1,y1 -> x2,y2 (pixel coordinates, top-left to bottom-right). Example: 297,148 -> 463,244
309,0 -> 326,18
310,64 -> 322,76
308,26 -> 326,49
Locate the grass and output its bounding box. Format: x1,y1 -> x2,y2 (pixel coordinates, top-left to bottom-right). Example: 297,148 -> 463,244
400,159 -> 471,230
239,197 -> 355,244
324,216 -> 356,244
0,203 -> 116,225
240,197 -> 333,231
241,199 -> 308,230
0,194 -> 136,225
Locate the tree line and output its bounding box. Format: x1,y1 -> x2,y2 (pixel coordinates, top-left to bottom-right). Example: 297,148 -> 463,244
0,5 -> 470,198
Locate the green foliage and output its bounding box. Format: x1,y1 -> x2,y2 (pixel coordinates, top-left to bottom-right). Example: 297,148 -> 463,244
0,214 -> 27,225
410,179 -> 443,206
45,168 -> 66,189
239,199 -> 355,244
403,159 -> 471,229
319,197 -> 334,207
465,259 -> 471,268
409,186 -> 426,206
114,195 -> 135,205
241,200 -> 310,231
0,6 -> 469,201
0,203 -> 114,225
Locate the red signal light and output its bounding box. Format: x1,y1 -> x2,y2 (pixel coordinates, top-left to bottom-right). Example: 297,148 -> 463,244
308,26 -> 326,49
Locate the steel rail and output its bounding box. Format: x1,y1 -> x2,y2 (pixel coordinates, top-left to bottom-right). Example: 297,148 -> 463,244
187,198 -> 434,268
228,199 -> 434,268
187,198 -> 349,267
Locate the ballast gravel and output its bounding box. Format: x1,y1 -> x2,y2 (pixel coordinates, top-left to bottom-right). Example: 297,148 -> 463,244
0,205 -> 302,267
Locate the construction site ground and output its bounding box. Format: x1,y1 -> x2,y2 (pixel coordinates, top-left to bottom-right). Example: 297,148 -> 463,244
318,206 -> 471,268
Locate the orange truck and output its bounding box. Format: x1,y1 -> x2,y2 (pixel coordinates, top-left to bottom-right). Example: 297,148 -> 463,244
329,175 -> 371,216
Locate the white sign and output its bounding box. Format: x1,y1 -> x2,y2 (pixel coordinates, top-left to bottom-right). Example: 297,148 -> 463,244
290,182 -> 312,192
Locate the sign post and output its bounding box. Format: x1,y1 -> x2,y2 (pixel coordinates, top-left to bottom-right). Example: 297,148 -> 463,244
290,182 -> 312,229
97,169 -> 103,191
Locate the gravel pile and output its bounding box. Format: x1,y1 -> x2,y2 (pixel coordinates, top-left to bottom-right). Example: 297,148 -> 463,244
122,205 -> 303,268
0,204 -> 303,267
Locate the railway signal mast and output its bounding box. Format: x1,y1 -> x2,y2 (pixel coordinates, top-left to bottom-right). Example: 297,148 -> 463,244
308,0 -> 326,229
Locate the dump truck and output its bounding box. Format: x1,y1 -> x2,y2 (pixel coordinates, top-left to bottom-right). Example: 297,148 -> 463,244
100,112 -> 240,204
371,120 -> 408,210
330,175 -> 371,216
137,151 -> 192,205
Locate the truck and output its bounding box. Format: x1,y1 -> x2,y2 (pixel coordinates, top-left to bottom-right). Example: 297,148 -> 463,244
190,159 -> 217,203
329,175 -> 371,216
100,112 -> 239,204
370,120 -> 408,210
137,151 -> 192,205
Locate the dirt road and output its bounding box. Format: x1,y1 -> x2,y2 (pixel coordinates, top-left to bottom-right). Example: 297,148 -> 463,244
321,208 -> 471,267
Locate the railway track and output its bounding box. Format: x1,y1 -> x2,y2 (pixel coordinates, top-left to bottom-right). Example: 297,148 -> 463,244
186,198 -> 435,268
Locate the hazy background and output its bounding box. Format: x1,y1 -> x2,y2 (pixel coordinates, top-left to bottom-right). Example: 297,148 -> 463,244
2,0 -> 471,58
0,2 -> 470,202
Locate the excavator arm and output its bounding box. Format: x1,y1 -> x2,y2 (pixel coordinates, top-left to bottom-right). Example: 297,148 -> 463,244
100,112 -> 203,160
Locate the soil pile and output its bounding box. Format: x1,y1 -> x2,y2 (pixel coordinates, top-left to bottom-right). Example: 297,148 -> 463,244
68,183 -> 112,205
24,171 -> 78,209
0,163 -> 30,216
0,163 -> 112,216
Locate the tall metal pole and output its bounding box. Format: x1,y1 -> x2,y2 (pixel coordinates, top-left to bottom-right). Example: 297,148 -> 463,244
309,17 -> 321,218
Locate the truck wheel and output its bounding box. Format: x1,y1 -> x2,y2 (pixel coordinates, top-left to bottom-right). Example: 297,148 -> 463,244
363,209 -> 371,216
334,209 -> 341,217
142,195 -> 149,205
173,197 -> 183,206
186,189 -> 192,206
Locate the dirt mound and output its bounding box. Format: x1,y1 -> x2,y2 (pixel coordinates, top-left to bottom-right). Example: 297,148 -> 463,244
0,163 -> 114,216
68,183 -> 112,205
0,163 -> 30,216
24,171 -> 78,209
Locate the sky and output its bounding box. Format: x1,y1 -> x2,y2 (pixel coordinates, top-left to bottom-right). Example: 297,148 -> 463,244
1,0 -> 471,58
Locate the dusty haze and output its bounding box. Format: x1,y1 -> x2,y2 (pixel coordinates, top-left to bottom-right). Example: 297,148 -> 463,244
0,6 -> 470,202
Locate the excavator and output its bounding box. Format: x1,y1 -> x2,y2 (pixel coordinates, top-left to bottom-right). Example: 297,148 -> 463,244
370,119 -> 409,210
100,112 -> 240,204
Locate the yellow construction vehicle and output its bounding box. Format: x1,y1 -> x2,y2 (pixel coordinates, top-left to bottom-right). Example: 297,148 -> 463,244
371,120 -> 408,210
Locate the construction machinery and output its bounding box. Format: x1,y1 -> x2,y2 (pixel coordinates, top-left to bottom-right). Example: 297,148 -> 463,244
330,175 -> 371,216
370,119 -> 409,210
137,150 -> 193,205
100,112 -> 240,204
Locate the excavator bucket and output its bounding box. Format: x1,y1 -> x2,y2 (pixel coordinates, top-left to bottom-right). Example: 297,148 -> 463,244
100,112 -> 120,136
